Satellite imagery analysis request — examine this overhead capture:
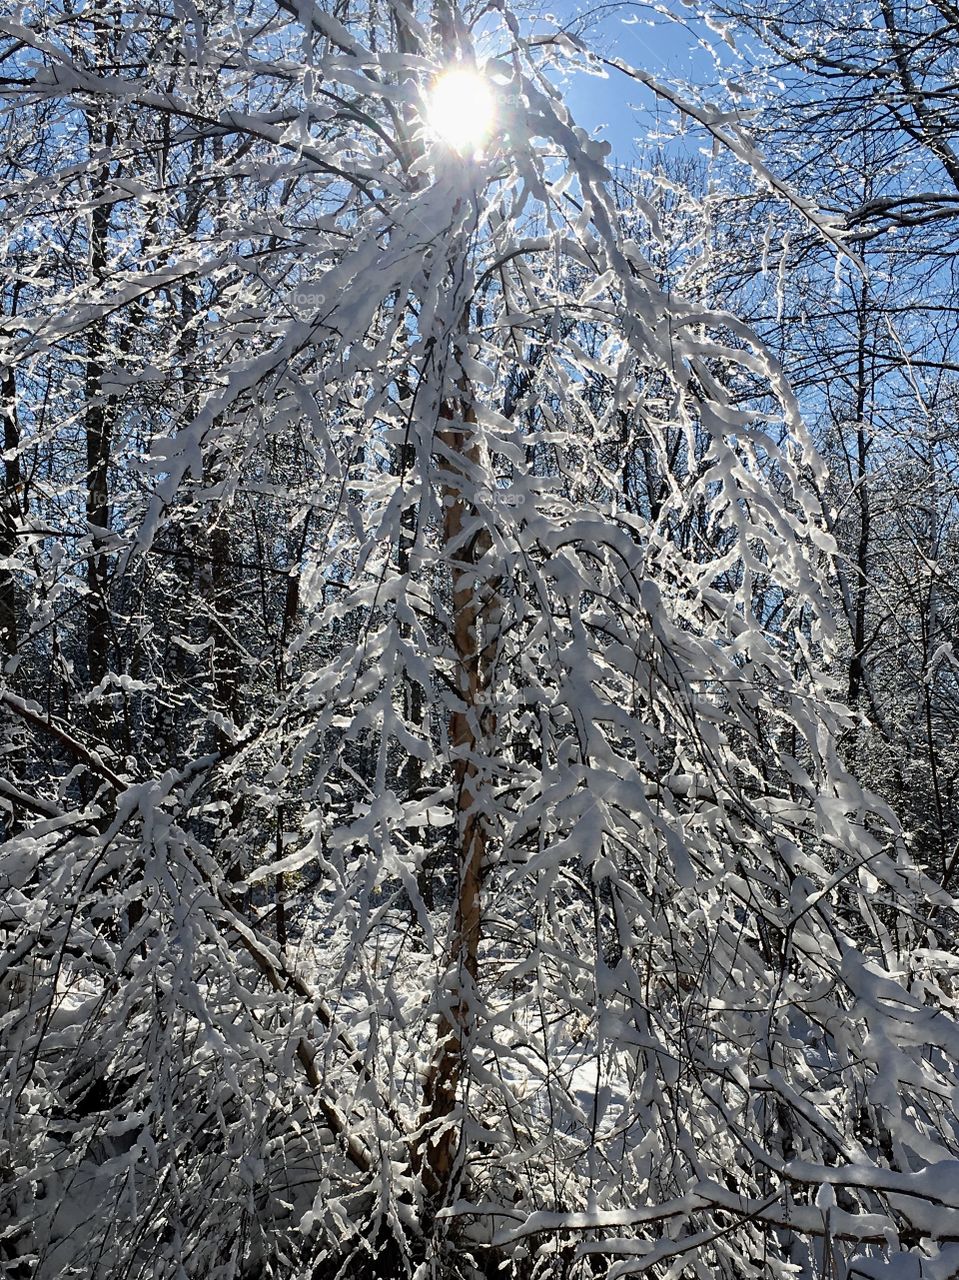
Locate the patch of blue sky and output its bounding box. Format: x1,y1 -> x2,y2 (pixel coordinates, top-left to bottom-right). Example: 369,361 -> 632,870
540,0 -> 735,163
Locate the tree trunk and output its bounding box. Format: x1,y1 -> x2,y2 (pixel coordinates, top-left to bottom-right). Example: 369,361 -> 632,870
83,10 -> 116,725
414,399 -> 497,1217
0,323 -> 22,840
846,283 -> 871,713
0,360 -> 20,658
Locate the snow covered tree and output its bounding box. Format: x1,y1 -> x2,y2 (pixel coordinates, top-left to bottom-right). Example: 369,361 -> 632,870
642,0 -> 959,886
2,2 -> 959,1279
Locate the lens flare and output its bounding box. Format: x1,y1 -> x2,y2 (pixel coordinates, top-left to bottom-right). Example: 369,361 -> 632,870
426,67 -> 495,154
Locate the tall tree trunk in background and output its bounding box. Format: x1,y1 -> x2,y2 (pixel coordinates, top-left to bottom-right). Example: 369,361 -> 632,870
0,338 -> 20,659
916,420 -> 949,879
846,279 -> 871,718
177,134 -> 248,875
272,509 -> 311,950
84,217 -> 112,703
0,299 -> 22,839
395,418 -> 432,912
205,135 -> 245,756
83,11 -> 115,731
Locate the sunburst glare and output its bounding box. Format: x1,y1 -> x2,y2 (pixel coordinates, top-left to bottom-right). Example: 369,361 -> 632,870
426,66 -> 495,154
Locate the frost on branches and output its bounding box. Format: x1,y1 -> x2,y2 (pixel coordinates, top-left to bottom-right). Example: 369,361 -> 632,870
1,1 -> 958,1278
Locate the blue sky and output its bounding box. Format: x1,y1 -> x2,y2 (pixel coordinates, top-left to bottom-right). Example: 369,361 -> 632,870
549,3 -> 730,161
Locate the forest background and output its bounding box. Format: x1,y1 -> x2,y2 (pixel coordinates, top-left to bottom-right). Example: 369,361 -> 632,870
1,0 -> 959,1277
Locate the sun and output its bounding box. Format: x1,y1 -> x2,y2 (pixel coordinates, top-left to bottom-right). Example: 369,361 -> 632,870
426,66 -> 495,154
